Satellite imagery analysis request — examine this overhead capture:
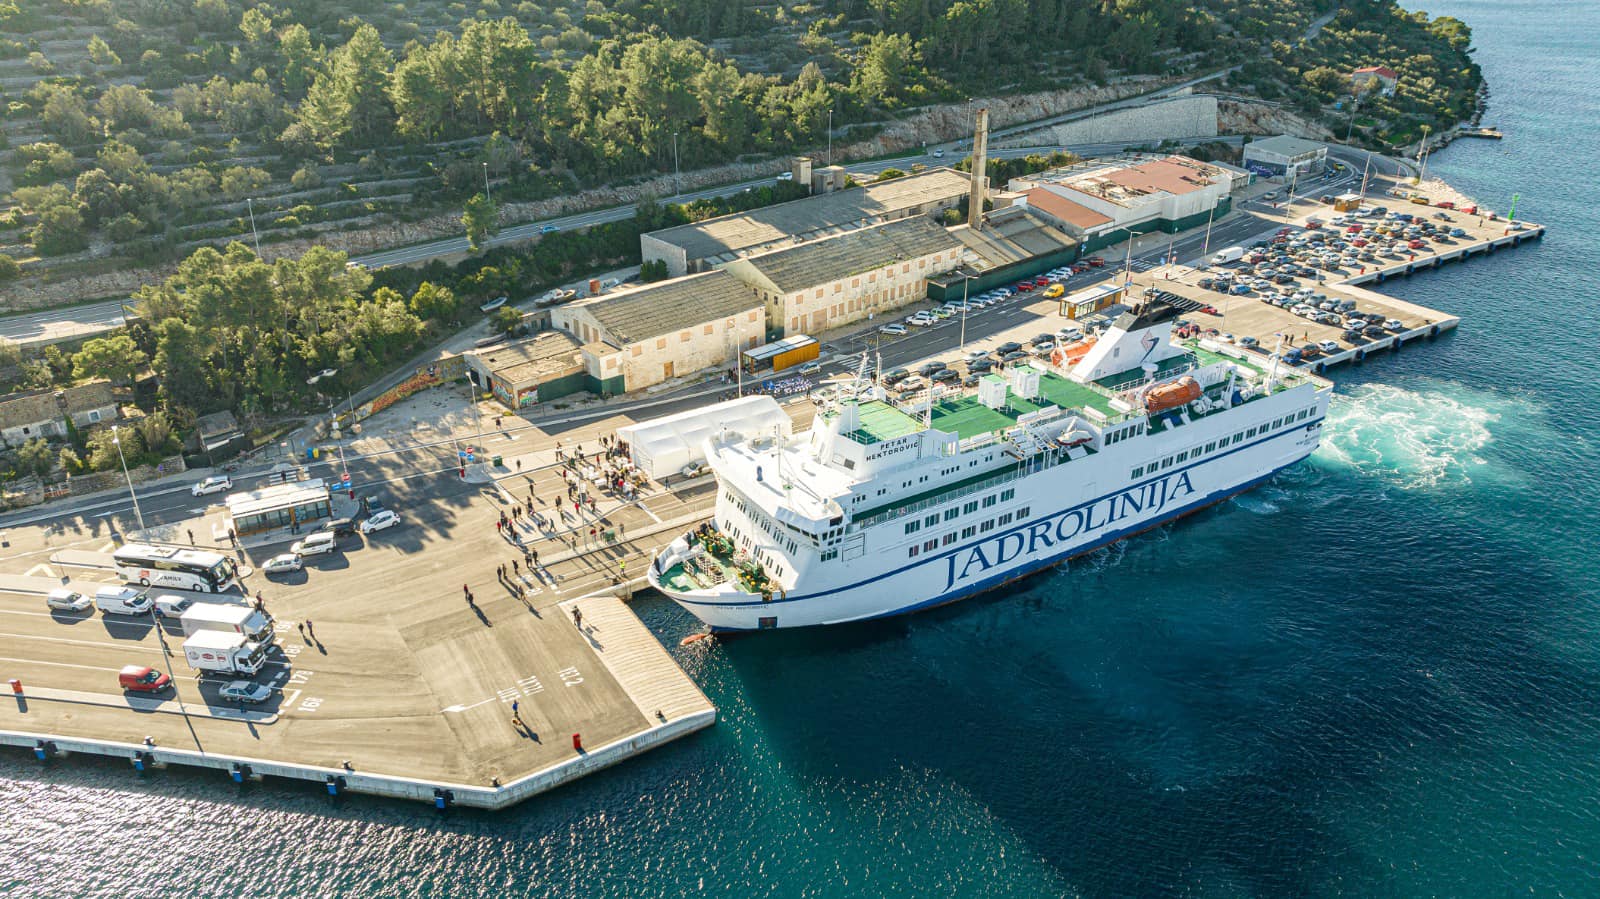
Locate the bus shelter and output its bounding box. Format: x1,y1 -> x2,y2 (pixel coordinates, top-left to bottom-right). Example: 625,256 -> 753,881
226,479 -> 333,536
740,334 -> 818,374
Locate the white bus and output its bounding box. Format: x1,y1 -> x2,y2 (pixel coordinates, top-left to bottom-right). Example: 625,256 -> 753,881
112,543 -> 239,593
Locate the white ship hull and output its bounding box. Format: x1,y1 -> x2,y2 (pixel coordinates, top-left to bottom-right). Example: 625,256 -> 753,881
651,408 -> 1324,631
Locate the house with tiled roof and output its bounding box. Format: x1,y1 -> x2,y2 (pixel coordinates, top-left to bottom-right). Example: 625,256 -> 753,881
1351,65 -> 1399,96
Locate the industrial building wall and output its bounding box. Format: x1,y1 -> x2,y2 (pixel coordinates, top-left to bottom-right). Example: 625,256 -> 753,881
618,308 -> 764,392
640,233 -> 691,278
776,248 -> 961,335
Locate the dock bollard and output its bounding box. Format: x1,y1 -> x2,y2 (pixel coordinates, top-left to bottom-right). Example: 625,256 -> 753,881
572,732 -> 583,752
9,678 -> 21,694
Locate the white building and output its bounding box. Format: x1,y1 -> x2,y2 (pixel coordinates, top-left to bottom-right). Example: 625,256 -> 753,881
1008,155 -> 1241,252
551,270 -> 766,394
721,216 -> 963,337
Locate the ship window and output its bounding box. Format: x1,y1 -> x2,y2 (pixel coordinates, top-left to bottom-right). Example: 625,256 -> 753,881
1233,433 -> 1244,445
980,519 -> 995,532
1205,442 -> 1216,453
1000,489 -> 1015,501
1247,427 -> 1259,438
982,495 -> 997,508
944,509 -> 959,522
964,501 -> 978,514
924,514 -> 938,527
1017,507 -> 1030,518
909,546 -> 919,558
962,526 -> 976,538
998,513 -> 1013,526
821,550 -> 838,561
1177,451 -> 1189,462
904,521 -> 920,535
924,539 -> 938,552
1132,466 -> 1143,478
942,533 -> 957,546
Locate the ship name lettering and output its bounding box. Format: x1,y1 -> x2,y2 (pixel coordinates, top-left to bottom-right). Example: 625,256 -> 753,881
941,472 -> 1196,590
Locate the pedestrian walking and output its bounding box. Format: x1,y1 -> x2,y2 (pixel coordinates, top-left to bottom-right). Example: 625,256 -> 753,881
516,458 -> 522,471
572,606 -> 582,628
306,619 -> 314,637
525,549 -> 533,567
619,560 -> 627,577
497,563 -> 504,579
464,584 -> 471,599
496,519 -> 503,533
297,621 -> 305,637
186,528 -> 195,545
512,699 -> 519,718
532,549 -> 539,566
512,559 -> 519,576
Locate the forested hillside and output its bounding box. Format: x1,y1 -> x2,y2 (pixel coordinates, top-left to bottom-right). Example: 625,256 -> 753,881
0,0 -> 1475,286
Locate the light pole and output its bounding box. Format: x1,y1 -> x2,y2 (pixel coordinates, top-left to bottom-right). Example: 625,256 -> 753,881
246,198 -> 261,258
958,273 -> 973,352
827,108 -> 833,167
672,132 -> 680,197
110,425 -> 145,534
1200,204 -> 1218,268
1416,125 -> 1432,185
482,162 -> 491,203
147,594 -> 204,751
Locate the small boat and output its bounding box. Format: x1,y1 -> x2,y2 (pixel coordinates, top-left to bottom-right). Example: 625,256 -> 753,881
479,295 -> 508,312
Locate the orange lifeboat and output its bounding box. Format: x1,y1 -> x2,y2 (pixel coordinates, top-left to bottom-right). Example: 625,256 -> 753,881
1050,337 -> 1096,367
1143,376 -> 1201,414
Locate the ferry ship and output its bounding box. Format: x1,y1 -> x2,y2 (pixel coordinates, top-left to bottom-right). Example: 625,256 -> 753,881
648,299 -> 1332,631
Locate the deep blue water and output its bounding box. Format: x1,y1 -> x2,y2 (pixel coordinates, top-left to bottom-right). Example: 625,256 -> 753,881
5,3 -> 1599,896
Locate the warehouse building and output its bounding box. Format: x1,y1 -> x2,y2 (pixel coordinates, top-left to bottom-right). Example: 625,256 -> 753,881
721,215 -> 963,338
925,205 -> 1081,301
1241,135 -> 1327,180
551,270 -> 765,394
465,330 -> 588,410
1009,155 -> 1241,252
640,168 -> 976,276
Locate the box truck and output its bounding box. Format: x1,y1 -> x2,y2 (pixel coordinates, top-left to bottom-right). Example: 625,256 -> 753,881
180,603 -> 275,646
182,631 -> 267,676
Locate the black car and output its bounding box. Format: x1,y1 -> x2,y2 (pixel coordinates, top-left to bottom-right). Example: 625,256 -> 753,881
882,368 -> 910,385
318,517 -> 356,537
1272,273 -> 1295,284
931,368 -> 960,383
995,341 -> 1023,355
1001,350 -> 1030,363
918,361 -> 947,377
1343,328 -> 1365,342
1031,333 -> 1055,346
962,373 -> 983,387
968,359 -> 994,373
1363,325 -> 1388,338
1198,277 -> 1216,290
1320,194 -> 1334,204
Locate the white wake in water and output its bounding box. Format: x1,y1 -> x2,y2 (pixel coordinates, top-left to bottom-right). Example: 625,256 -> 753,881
1314,381 -> 1510,489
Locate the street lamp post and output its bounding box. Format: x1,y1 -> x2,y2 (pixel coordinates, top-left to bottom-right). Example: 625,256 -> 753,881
110,425 -> 145,534
246,198 -> 261,258
958,274 -> 973,352
482,162 -> 491,203
672,132 -> 680,197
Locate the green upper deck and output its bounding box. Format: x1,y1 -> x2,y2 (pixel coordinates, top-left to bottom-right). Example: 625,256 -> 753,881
845,367 -> 1126,445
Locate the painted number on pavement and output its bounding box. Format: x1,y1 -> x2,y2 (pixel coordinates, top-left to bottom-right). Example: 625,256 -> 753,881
297,697 -> 323,713
558,666 -> 583,687
289,670 -> 314,685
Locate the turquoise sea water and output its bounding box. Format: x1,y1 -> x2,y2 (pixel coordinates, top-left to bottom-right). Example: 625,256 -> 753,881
5,3 -> 1600,895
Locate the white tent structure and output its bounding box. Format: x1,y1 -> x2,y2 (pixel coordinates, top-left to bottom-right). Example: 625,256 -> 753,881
618,395 -> 791,480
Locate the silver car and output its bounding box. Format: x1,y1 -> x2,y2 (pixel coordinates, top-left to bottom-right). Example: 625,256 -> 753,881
218,680 -> 273,704
263,553 -> 304,575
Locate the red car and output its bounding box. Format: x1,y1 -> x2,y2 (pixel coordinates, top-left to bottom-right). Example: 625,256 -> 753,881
1351,238 -> 1368,247
1407,239 -> 1426,249
1436,200 -> 1455,210
1304,220 -> 1323,230
119,665 -> 172,694
1014,281 -> 1035,292
1086,256 -> 1106,267
1033,275 -> 1050,286
1460,204 -> 1477,215
1071,263 -> 1090,273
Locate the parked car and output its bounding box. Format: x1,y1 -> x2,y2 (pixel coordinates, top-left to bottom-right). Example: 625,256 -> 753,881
360,510 -> 402,534
881,368 -> 910,385
1385,318 -> 1405,331
1001,350 -> 1030,363
918,361 -> 948,377
1085,256 -> 1105,267
191,475 -> 232,497
967,359 -> 994,373
119,665 -> 172,695
1318,340 -> 1340,353
961,373 -> 983,387
153,594 -> 193,617
290,531 -> 338,557
218,680 -> 273,705
45,589 -> 91,612
318,517 -> 357,537
1238,336 -> 1259,348
995,341 -> 1023,355
930,368 -> 960,383
879,323 -> 908,336
263,553 -> 304,575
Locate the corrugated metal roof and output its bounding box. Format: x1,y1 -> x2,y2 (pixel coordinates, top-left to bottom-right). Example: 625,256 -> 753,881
573,271 -> 761,346
1244,135 -> 1327,159
645,168 -> 972,262
1024,188 -> 1114,230
471,331 -> 585,386
741,216 -> 961,294
948,210 -> 1079,270
226,479 -> 330,517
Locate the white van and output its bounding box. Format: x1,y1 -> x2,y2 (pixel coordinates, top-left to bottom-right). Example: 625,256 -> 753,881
1211,246 -> 1246,266
95,585 -> 152,616
290,531 -> 338,557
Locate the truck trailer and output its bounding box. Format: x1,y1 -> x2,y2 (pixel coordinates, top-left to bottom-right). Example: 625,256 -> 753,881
179,603 -> 275,646
182,631 -> 267,676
